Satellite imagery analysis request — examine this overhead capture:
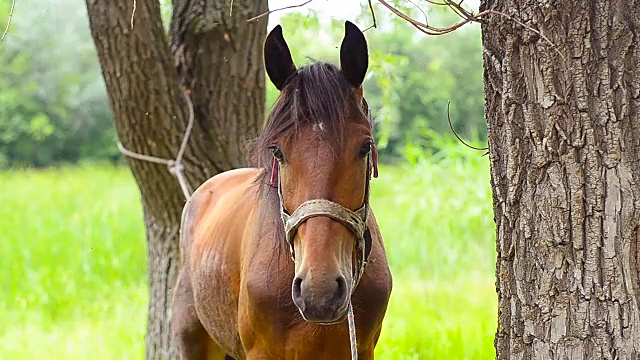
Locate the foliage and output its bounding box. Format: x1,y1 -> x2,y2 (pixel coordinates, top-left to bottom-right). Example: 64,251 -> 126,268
0,145 -> 496,358
0,0 -> 117,167
0,0 -> 485,168
272,7 -> 486,162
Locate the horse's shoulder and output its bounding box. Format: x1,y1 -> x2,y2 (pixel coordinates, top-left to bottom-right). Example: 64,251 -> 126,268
180,167 -> 261,257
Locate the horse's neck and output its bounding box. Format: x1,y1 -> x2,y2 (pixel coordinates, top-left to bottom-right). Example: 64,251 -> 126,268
252,188 -> 293,266
244,192 -> 297,308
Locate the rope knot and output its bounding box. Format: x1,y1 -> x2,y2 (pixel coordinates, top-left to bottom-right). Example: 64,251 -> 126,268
167,160 -> 184,175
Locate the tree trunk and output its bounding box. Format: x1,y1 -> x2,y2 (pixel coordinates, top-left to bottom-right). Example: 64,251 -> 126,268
84,0 -> 267,358
481,0 -> 640,358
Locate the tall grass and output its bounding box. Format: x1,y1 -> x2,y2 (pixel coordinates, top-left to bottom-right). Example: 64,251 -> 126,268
0,147 -> 496,359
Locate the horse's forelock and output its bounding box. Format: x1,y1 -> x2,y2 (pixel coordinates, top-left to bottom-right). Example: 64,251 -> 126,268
250,62 -> 366,173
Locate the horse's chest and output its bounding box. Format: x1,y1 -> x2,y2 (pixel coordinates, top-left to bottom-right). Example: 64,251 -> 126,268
238,252 -> 391,357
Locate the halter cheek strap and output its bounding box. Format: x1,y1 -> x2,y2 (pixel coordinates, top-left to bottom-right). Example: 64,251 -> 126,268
372,143 -> 379,179
270,157 -> 278,185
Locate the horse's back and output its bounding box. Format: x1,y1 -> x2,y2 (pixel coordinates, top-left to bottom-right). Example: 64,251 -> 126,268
179,167 -> 262,357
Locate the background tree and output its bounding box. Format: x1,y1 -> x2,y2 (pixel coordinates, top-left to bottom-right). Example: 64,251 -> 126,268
481,0 -> 640,358
83,0 -> 267,357
0,0 -> 114,167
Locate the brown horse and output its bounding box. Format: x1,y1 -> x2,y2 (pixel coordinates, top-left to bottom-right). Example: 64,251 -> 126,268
172,21 -> 392,360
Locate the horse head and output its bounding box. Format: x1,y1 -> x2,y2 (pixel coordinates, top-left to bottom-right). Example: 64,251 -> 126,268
262,21 -> 376,324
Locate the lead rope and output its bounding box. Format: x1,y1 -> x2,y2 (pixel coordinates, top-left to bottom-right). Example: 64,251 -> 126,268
348,301 -> 358,360
346,149 -> 375,360
117,90 -> 195,200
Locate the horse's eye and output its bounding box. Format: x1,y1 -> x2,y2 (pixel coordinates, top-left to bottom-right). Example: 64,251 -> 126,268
359,142 -> 372,157
269,145 -> 284,162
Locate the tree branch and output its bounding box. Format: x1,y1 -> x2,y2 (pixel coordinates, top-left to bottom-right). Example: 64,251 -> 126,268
2,0 -> 16,41
447,101 -> 489,153
377,0 -> 565,60
363,0 -> 377,32
377,0 -> 484,35
407,0 -> 429,25
246,0 -> 313,22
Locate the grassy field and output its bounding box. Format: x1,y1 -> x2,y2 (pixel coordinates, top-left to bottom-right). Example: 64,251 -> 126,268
0,149 -> 497,359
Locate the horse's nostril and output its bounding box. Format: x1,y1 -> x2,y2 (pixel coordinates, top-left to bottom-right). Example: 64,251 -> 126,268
292,277 -> 306,312
292,277 -> 303,298
335,276 -> 346,300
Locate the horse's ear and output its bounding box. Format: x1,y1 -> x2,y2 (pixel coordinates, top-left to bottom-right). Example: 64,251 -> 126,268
264,25 -> 297,91
340,21 -> 368,88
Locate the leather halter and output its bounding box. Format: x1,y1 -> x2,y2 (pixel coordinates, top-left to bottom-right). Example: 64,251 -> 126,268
273,147 -> 376,290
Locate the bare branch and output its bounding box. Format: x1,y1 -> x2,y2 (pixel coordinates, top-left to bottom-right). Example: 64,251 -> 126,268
407,0 -> 428,25
377,0 -> 482,36
363,0 -> 377,32
378,0 -> 431,29
377,0 -> 565,61
2,0 -> 16,41
447,101 -> 489,152
436,0 -> 475,19
246,0 -> 313,22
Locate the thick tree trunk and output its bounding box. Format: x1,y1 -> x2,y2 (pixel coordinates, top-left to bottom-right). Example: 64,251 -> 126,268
481,0 -> 640,358
169,0 -> 267,173
85,0 -> 267,358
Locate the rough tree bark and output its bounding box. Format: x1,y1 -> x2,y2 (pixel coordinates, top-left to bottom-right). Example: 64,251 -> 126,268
481,0 -> 640,358
85,0 -> 267,358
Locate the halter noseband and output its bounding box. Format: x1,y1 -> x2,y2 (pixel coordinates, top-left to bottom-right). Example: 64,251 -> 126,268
272,145 -> 377,290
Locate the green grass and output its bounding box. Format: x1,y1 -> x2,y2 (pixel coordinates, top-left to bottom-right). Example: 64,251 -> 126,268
0,149 -> 497,359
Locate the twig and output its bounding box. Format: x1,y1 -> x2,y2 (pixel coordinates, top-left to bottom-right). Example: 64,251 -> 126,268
407,0 -> 429,25
229,0 -> 234,16
2,0 -> 16,41
447,101 -> 488,152
130,0 -> 136,29
246,0 -> 313,22
378,0 -> 431,29
378,0 -> 484,35
427,0 -> 473,19
363,0 -> 377,32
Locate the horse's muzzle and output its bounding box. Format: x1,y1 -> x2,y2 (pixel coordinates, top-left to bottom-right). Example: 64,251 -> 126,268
291,275 -> 349,324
